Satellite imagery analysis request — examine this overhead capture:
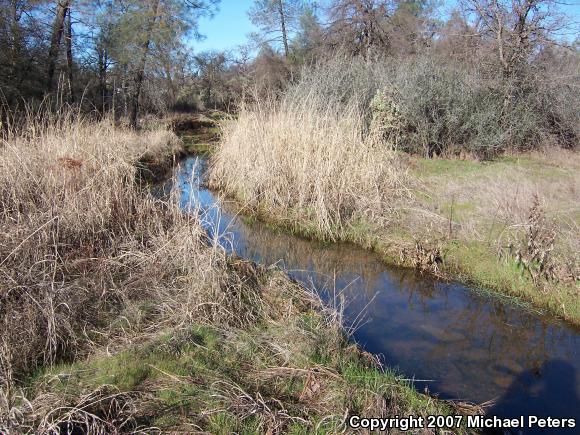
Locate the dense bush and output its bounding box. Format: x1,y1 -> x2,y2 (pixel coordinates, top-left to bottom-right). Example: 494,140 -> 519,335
377,58 -> 548,157
289,57 -> 579,158
285,58 -> 390,113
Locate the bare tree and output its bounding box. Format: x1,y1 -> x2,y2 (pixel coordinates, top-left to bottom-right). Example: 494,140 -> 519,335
386,0 -> 437,57
65,4 -> 73,102
326,0 -> 393,58
461,0 -> 571,77
434,10 -> 481,67
129,0 -> 161,129
1,1 -> 24,85
95,5 -> 113,113
249,0 -> 304,58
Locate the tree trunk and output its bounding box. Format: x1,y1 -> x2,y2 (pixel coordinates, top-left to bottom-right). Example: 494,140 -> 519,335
9,1 -> 22,82
492,0 -> 510,77
66,7 -> 74,102
47,0 -> 71,93
163,62 -> 177,108
129,0 -> 161,129
98,45 -> 108,113
277,0 -> 289,58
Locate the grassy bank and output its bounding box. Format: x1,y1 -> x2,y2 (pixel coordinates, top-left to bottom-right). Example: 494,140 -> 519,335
208,103 -> 579,325
0,114 -> 470,433
404,154 -> 579,320
172,112 -> 223,155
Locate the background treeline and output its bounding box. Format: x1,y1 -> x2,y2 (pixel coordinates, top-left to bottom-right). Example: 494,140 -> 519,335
0,0 -> 221,126
0,0 -> 578,154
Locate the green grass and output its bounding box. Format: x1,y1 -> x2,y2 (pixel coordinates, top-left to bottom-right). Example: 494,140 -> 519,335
415,154 -> 578,184
31,326 -> 219,392
442,241 -> 579,320
440,200 -> 477,222
414,158 -> 483,178
28,310 -> 466,433
182,136 -> 218,155
28,325 -> 243,430
177,115 -> 221,155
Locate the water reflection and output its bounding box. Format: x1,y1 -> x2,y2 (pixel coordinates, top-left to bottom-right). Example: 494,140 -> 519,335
167,156 -> 579,425
487,360 -> 579,434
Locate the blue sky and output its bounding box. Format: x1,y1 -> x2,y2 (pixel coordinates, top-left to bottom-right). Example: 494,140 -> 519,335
191,0 -> 580,53
192,0 -> 256,52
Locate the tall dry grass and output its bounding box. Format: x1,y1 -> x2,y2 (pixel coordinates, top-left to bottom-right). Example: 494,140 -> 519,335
1,110 -> 383,434
0,111 -> 472,433
0,109 -> 251,431
208,97 -> 408,239
0,112 -> 177,373
0,111 -> 274,422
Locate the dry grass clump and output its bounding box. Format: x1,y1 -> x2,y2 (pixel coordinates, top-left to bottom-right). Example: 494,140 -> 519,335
0,112 -> 271,398
209,97 -> 408,240
0,113 -> 175,375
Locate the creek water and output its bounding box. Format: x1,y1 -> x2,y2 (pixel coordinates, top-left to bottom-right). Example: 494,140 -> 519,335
162,155 -> 579,433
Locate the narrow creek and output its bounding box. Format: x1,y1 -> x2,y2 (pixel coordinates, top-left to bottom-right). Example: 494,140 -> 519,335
161,155 -> 579,430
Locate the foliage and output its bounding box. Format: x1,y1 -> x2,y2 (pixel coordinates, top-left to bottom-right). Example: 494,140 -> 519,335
288,56 -> 579,157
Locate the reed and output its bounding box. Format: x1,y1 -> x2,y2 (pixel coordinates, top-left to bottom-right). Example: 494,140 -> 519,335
209,95 -> 408,240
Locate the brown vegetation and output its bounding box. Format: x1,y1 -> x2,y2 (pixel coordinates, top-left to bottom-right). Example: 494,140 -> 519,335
209,96 -> 407,240
0,112 -> 181,376
0,114 -> 465,433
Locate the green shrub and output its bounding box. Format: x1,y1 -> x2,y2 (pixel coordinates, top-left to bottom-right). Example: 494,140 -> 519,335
380,57 -> 553,157
290,56 -> 579,158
